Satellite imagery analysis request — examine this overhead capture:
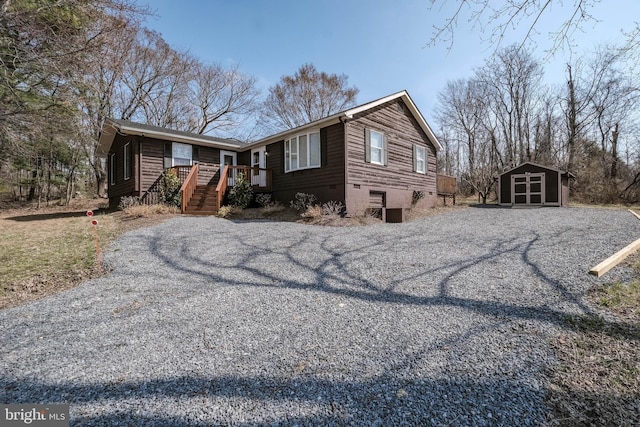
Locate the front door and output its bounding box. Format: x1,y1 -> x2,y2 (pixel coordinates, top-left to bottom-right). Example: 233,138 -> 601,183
220,150 -> 237,186
511,173 -> 545,205
251,147 -> 266,187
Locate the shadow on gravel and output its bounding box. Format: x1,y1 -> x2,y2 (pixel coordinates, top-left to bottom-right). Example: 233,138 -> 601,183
2,374 -> 546,425
145,228 -> 593,332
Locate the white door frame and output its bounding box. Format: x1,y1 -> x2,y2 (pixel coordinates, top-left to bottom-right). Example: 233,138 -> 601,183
511,173 -> 545,205
250,146 -> 266,187
220,150 -> 237,186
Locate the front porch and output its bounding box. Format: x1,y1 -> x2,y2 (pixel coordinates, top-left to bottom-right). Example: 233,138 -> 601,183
171,164 -> 272,215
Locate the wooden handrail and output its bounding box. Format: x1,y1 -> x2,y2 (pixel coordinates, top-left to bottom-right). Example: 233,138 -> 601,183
179,164 -> 199,214
215,164 -> 229,211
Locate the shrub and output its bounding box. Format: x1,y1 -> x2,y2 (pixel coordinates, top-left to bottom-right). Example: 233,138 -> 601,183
301,205 -> 323,219
321,201 -> 345,216
290,192 -> 317,212
217,205 -> 243,218
118,196 -> 141,211
228,172 -> 253,208
412,190 -> 425,205
261,201 -> 285,217
255,193 -> 272,207
159,169 -> 181,207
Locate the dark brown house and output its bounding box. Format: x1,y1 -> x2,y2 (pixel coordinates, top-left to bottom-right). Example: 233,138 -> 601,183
98,90 -> 443,220
497,162 -> 572,207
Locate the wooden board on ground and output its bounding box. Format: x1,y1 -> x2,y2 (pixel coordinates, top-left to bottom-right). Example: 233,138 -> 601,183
589,237 -> 640,277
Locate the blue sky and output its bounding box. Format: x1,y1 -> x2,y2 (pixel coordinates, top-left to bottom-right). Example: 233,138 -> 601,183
143,0 -> 639,128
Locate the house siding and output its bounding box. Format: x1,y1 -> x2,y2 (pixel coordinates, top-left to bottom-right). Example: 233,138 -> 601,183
266,122 -> 345,204
109,136 -> 224,207
108,134 -> 137,207
344,99 -> 437,215
139,139 -> 222,190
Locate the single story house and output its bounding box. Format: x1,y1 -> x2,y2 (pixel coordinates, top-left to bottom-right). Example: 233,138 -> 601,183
97,90 -> 444,221
497,162 -> 573,207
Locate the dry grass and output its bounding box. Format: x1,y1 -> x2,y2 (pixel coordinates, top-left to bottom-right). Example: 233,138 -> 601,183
0,200 -> 177,309
546,255 -> 640,426
122,203 -> 179,217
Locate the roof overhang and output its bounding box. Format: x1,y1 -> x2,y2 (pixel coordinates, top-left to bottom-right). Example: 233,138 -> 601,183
242,90 -> 443,152
499,161 -> 575,178
97,119 -> 244,158
344,91 -> 443,151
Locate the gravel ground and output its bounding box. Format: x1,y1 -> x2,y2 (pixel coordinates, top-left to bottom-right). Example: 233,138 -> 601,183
1,206 -> 639,426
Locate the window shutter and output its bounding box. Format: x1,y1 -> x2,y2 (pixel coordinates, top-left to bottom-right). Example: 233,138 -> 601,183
320,128 -> 327,167
365,129 -> 371,163
425,149 -> 429,173
192,146 -> 199,164
283,140 -> 288,173
163,142 -> 172,169
382,134 -> 388,166
413,144 -> 418,172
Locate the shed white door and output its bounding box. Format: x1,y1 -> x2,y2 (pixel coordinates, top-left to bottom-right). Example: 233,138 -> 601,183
511,173 -> 545,205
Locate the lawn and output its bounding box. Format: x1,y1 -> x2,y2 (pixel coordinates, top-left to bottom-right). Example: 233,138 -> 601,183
0,201 -> 177,309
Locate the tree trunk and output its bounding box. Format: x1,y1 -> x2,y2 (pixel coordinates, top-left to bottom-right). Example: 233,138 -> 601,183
566,64 -> 578,173
93,163 -> 108,198
611,122 -> 619,179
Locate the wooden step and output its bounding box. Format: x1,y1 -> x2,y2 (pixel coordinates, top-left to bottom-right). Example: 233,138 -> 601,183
184,185 -> 218,215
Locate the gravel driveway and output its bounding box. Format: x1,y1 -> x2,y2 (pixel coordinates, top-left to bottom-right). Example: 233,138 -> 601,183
1,207 -> 638,426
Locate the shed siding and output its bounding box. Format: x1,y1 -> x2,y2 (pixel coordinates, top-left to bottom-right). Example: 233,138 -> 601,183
345,99 -> 437,214
267,122 -> 345,204
499,163 -> 568,206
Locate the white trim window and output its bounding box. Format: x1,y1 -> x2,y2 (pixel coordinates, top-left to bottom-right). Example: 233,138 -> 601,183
414,144 -> 427,174
365,129 -> 388,166
172,142 -> 192,166
284,131 -> 321,172
109,153 -> 116,185
123,142 -> 131,180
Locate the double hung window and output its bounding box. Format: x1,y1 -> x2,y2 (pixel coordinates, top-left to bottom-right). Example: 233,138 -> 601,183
414,145 -> 427,174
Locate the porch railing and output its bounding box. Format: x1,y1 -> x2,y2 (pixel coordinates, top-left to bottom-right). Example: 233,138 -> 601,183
170,165 -> 193,184
226,165 -> 272,190
436,173 -> 457,205
436,174 -> 457,195
215,165 -> 229,212
178,164 -> 198,214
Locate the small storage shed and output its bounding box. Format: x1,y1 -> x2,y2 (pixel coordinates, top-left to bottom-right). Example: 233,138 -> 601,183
498,162 -> 572,207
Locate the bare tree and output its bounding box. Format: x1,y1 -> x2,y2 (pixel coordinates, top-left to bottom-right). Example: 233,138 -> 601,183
184,63 -> 260,135
427,0 -> 612,55
262,63 -> 359,131
477,46 -> 543,168
1,0 -> 148,200
436,75 -> 501,203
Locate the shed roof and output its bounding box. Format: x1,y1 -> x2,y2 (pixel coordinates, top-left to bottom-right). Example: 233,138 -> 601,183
499,162 -> 575,177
